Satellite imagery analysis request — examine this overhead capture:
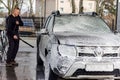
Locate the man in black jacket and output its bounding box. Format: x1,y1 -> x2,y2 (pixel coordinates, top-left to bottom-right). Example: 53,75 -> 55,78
6,7 -> 23,67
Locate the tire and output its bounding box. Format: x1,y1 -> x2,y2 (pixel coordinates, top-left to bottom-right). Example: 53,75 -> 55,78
45,53 -> 64,80
0,55 -> 2,62
48,68 -> 65,80
37,36 -> 43,66
48,68 -> 59,80
37,51 -> 43,66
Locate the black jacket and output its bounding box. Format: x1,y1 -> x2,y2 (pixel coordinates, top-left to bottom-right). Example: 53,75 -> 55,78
6,14 -> 23,37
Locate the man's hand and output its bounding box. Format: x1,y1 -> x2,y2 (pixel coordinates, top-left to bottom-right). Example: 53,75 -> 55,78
13,35 -> 18,39
16,21 -> 19,25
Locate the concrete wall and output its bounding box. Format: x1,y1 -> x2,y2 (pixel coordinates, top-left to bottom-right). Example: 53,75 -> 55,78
117,2 -> 120,32
46,0 -> 56,17
35,0 -> 41,17
57,0 -> 96,13
38,0 -> 96,17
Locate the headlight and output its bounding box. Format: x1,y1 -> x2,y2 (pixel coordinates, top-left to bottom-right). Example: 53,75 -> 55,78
56,45 -> 76,74
58,45 -> 76,57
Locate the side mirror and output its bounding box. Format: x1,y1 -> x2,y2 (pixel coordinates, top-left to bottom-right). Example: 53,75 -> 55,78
38,29 -> 48,35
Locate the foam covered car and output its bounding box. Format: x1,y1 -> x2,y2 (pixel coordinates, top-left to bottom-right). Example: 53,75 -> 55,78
37,11 -> 120,80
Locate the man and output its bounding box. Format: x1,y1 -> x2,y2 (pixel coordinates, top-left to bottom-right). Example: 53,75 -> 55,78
6,7 -> 23,67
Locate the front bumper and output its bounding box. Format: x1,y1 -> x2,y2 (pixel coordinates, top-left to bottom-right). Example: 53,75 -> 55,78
63,57 -> 120,79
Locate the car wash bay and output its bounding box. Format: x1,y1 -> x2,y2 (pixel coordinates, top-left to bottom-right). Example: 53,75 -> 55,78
0,1 -> 120,80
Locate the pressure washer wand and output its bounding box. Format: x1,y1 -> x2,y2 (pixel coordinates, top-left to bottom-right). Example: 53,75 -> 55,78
19,38 -> 34,48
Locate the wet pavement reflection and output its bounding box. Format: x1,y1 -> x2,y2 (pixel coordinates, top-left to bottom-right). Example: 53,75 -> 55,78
6,67 -> 17,80
0,37 -> 37,80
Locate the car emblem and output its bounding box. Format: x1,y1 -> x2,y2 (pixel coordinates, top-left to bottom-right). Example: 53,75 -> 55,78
94,47 -> 104,57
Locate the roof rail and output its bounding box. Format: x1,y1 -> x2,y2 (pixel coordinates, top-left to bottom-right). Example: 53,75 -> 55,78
51,10 -> 60,16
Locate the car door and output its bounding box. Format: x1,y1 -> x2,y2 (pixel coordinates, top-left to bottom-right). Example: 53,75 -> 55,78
39,15 -> 54,61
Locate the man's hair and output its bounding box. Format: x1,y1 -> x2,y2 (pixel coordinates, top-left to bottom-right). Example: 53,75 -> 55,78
12,7 -> 20,13
14,7 -> 20,10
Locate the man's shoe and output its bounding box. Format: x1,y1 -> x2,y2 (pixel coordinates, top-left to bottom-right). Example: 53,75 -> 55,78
11,61 -> 19,66
6,63 -> 13,67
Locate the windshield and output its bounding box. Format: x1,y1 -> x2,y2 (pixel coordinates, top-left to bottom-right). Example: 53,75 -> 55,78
54,15 -> 112,34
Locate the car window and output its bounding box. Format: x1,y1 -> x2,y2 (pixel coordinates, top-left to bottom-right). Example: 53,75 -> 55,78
54,16 -> 112,34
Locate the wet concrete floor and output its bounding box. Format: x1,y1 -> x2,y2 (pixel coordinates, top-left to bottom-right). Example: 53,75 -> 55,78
0,37 -> 37,80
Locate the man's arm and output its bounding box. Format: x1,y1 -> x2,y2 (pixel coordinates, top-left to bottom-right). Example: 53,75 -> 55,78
6,16 -> 14,37
18,16 -> 23,26
13,16 -> 23,40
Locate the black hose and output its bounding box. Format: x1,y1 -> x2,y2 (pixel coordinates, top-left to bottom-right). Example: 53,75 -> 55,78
19,38 -> 34,48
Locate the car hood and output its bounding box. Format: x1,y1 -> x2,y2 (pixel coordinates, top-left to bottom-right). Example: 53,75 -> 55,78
54,32 -> 120,46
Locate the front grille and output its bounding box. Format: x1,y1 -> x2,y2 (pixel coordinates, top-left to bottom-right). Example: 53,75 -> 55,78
103,53 -> 118,57
72,69 -> 120,77
79,53 -> 95,57
79,53 -> 118,57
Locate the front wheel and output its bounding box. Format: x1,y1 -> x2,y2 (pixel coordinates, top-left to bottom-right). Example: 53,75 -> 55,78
48,68 -> 59,80
37,51 -> 43,66
37,36 -> 43,66
45,54 -> 64,80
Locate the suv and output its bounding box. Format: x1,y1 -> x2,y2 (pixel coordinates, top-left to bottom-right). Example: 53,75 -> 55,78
37,11 -> 120,80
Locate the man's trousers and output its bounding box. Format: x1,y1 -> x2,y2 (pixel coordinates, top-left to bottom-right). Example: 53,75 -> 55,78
6,35 -> 19,63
